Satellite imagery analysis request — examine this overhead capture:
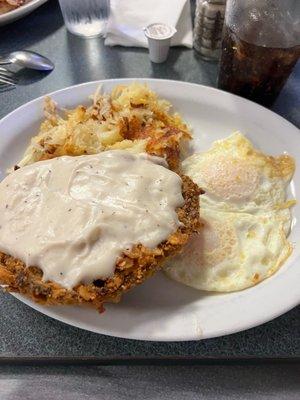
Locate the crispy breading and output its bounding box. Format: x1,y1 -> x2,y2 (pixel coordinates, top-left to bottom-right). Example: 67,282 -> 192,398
0,84 -> 200,311
0,175 -> 202,311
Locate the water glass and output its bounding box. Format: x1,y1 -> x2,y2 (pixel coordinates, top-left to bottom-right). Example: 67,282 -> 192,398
58,0 -> 110,38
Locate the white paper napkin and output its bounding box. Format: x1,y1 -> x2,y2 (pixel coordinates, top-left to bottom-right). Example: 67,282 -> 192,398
105,0 -> 193,48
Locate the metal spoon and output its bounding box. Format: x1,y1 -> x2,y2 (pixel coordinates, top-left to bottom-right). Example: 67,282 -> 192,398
0,50 -> 54,71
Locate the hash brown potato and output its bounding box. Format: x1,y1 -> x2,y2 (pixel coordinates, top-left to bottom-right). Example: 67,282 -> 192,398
16,83 -> 192,171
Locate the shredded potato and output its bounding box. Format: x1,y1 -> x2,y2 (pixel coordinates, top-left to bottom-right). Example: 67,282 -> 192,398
15,83 -> 192,170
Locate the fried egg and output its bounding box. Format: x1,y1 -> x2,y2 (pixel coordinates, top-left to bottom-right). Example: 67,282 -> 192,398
165,208 -> 292,292
182,132 -> 295,214
165,132 -> 295,292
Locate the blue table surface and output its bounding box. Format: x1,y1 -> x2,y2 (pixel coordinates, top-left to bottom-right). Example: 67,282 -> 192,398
0,0 -> 299,360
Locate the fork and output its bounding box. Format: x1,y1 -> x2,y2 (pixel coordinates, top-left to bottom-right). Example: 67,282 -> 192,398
0,67 -> 18,87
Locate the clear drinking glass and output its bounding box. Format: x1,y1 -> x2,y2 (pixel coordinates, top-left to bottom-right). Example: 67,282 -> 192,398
218,0 -> 300,106
58,0 -> 110,38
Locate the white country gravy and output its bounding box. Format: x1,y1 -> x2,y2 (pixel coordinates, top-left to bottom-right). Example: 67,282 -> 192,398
0,151 -> 184,289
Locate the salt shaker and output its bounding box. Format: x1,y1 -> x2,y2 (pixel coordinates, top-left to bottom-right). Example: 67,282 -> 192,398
193,0 -> 226,61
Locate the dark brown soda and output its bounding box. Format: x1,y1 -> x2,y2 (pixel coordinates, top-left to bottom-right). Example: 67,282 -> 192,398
218,26 -> 300,107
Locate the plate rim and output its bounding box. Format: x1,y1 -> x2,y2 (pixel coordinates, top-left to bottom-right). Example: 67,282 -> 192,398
1,77 -> 299,341
0,0 -> 47,25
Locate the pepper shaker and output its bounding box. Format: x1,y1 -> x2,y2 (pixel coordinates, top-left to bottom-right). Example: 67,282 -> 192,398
193,0 -> 227,61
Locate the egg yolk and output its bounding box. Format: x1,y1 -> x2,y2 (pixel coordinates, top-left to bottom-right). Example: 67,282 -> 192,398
201,156 -> 259,202
181,217 -> 238,268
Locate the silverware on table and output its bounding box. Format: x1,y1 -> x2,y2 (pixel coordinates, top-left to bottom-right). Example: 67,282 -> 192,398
0,50 -> 54,71
0,67 -> 18,87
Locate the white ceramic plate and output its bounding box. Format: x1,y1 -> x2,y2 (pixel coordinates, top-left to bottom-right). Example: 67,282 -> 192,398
0,79 -> 299,341
0,0 -> 47,27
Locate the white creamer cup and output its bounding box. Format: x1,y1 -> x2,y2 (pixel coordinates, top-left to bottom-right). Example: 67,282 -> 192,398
144,23 -> 177,63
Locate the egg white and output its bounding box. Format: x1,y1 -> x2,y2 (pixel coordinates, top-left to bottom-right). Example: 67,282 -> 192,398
182,132 -> 295,214
165,208 -> 292,292
165,132 -> 295,292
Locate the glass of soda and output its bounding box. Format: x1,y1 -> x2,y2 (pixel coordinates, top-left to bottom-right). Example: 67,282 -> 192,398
218,0 -> 300,107
58,0 -> 110,38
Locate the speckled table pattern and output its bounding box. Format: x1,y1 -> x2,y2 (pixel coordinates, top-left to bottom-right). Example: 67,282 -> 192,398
0,0 -> 299,398
0,364 -> 300,400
